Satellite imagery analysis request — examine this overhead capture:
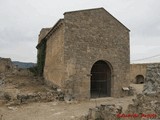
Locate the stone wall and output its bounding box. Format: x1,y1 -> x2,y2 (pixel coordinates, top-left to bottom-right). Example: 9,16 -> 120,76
63,8 -> 130,99
126,93 -> 160,120
76,63 -> 160,119
130,63 -> 160,84
44,21 -> 65,87
0,57 -> 33,76
0,58 -> 13,73
126,63 -> 160,119
38,8 -> 130,100
38,28 -> 51,44
77,104 -> 122,120
143,63 -> 160,93
130,64 -> 147,83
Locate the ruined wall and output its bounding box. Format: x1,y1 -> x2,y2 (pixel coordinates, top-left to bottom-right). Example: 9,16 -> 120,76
0,58 -> 13,73
44,23 -> 65,87
129,63 -> 160,84
63,8 -> 130,99
38,28 -> 51,44
130,64 -> 147,83
126,64 -> 160,119
77,104 -> 122,120
143,63 -> 160,93
37,28 -> 51,75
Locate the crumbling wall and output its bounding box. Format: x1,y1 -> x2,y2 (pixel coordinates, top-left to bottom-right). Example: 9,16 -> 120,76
0,57 -> 34,78
38,28 -> 51,44
126,93 -> 160,120
126,64 -> 160,119
0,57 -> 13,73
76,104 -> 122,120
77,64 -> 160,120
130,64 -> 147,83
143,64 -> 160,93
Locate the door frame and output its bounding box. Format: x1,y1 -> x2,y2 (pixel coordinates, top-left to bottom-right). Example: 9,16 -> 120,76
90,60 -> 112,98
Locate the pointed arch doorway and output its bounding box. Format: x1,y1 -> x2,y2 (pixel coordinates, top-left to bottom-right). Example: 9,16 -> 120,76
90,60 -> 111,98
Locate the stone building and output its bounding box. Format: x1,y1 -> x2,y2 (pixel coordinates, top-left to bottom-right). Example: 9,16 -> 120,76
36,8 -> 130,99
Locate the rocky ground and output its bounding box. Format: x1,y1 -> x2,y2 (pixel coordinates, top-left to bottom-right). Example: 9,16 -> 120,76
1,58 -> 158,120
0,73 -> 64,106
0,72 -> 143,120
0,96 -> 135,120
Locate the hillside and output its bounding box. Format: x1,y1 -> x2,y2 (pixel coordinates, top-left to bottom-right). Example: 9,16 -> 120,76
12,61 -> 36,68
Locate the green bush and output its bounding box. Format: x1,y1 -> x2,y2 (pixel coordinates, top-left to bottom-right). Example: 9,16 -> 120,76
37,40 -> 46,76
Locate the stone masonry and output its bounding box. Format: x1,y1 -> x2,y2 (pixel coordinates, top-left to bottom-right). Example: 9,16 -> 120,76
0,57 -> 13,73
126,64 -> 160,119
143,63 -> 160,93
130,64 -> 147,83
37,8 -> 130,100
130,63 -> 160,84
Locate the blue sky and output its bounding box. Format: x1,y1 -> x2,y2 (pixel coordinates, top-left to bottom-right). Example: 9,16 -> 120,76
0,0 -> 160,63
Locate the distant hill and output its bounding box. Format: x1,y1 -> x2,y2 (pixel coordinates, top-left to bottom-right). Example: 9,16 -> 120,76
12,61 -> 36,68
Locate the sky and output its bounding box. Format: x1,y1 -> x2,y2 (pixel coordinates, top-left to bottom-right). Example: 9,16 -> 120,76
0,0 -> 160,63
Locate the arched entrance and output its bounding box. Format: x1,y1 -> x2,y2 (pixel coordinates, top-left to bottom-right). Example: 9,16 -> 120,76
136,75 -> 144,84
90,60 -> 111,98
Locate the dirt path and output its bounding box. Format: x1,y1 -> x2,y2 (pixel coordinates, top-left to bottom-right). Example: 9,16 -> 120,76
0,73 -> 144,120
0,96 -> 135,120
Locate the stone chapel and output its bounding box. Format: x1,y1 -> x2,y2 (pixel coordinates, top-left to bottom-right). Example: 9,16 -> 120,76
36,8 -> 130,99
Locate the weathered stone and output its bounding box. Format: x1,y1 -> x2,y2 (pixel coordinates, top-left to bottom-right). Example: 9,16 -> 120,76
83,104 -> 121,120
0,58 -> 13,73
88,108 -> 102,120
130,64 -> 147,84
143,64 -> 160,93
37,8 -> 130,100
128,86 -> 135,96
7,106 -> 18,111
77,115 -> 88,120
3,92 -> 11,101
38,28 -> 51,44
0,80 -> 4,85
136,64 -> 160,118
57,92 -> 64,101
130,63 -> 160,85
116,105 -> 123,114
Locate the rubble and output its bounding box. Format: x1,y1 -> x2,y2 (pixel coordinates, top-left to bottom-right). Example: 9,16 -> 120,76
143,64 -> 160,93
0,58 -> 13,73
76,104 -> 122,120
0,57 -> 65,106
126,64 -> 160,119
76,64 -> 160,120
0,57 -> 160,120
